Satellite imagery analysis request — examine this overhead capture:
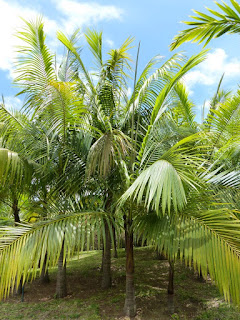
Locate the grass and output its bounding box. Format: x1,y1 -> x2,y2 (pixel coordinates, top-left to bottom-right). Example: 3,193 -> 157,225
0,247 -> 238,319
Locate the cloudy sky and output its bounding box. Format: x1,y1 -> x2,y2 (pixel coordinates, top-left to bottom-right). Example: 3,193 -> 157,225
1,0 -> 240,122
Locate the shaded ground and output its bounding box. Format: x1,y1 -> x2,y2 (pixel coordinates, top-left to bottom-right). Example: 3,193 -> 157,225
1,247 -> 239,320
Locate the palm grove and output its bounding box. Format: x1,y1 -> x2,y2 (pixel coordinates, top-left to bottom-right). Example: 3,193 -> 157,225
1,0 -> 240,317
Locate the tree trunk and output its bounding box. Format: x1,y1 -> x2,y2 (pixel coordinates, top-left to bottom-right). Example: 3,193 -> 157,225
124,216 -> 136,317
100,247 -> 104,272
101,219 -> 112,289
123,214 -> 127,252
113,220 -> 118,258
14,277 -> 23,296
13,198 -> 23,295
197,269 -> 205,282
12,198 -> 20,224
167,260 -> 175,314
56,242 -> 67,298
40,253 -> 50,284
168,260 -> 174,295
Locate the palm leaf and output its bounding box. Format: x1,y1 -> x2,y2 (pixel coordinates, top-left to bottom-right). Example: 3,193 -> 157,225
138,50 -> 208,161
135,198 -> 240,304
170,0 -> 240,50
0,211 -> 111,299
121,134 -> 205,214
14,17 -> 55,108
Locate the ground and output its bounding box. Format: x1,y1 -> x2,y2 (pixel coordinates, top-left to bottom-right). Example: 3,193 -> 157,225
1,247 -> 239,320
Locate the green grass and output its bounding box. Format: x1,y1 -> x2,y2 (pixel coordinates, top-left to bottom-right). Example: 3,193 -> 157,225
0,247 -> 239,319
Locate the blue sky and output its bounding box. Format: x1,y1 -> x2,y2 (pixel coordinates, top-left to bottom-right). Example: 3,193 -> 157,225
1,0 -> 240,122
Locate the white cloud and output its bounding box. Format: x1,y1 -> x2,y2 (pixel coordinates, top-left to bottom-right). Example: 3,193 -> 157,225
52,0 -> 124,34
184,48 -> 240,92
0,0 -> 124,78
0,0 -> 58,77
4,96 -> 22,110
105,39 -> 115,48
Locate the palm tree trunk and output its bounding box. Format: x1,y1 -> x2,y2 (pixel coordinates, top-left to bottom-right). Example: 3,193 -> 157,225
12,198 -> 23,296
124,215 -> 136,317
56,242 -> 67,298
113,219 -> 118,258
198,269 -> 205,282
12,198 -> 20,224
101,219 -> 112,289
123,214 -> 127,252
167,260 -> 175,314
40,253 -> 50,284
168,260 -> 174,294
101,189 -> 113,289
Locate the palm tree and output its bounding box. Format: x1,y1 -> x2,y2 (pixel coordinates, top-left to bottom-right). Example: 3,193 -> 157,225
12,19 -> 210,316
120,81 -> 240,316
2,17 -> 240,320
170,0 -> 240,50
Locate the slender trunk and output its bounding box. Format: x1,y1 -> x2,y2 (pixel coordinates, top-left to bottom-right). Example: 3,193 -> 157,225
12,198 -> 20,224
113,219 -> 118,258
197,269 -> 205,282
14,277 -> 23,296
167,260 -> 175,314
123,214 -> 127,252
168,260 -> 174,295
101,189 -> 113,289
56,242 -> 67,298
124,216 -> 136,317
13,198 -> 23,295
101,219 -> 112,289
100,247 -> 104,272
40,253 -> 50,284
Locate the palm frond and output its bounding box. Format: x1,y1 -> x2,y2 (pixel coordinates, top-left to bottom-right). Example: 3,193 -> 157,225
58,29 -> 80,83
138,50 -> 208,161
0,148 -> 23,186
86,130 -> 131,178
0,211 -> 110,299
14,17 -> 55,107
135,200 -> 240,304
121,134 -> 205,214
172,81 -> 196,128
85,29 -> 103,68
57,31 -> 95,93
171,0 -> 240,50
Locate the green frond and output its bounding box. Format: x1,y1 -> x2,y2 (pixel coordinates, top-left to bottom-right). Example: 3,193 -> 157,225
58,30 -> 80,83
85,29 -> 103,67
172,81 -> 196,128
121,134 -> 205,214
0,148 -> 23,186
0,102 -> 24,144
138,50 -> 208,162
57,31 -> 95,93
170,1 -> 240,50
86,130 -> 131,178
104,37 -> 134,88
135,202 -> 240,305
0,211 -> 110,300
14,17 -> 55,102
30,81 -> 87,143
125,53 -> 187,123
206,91 -> 240,148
